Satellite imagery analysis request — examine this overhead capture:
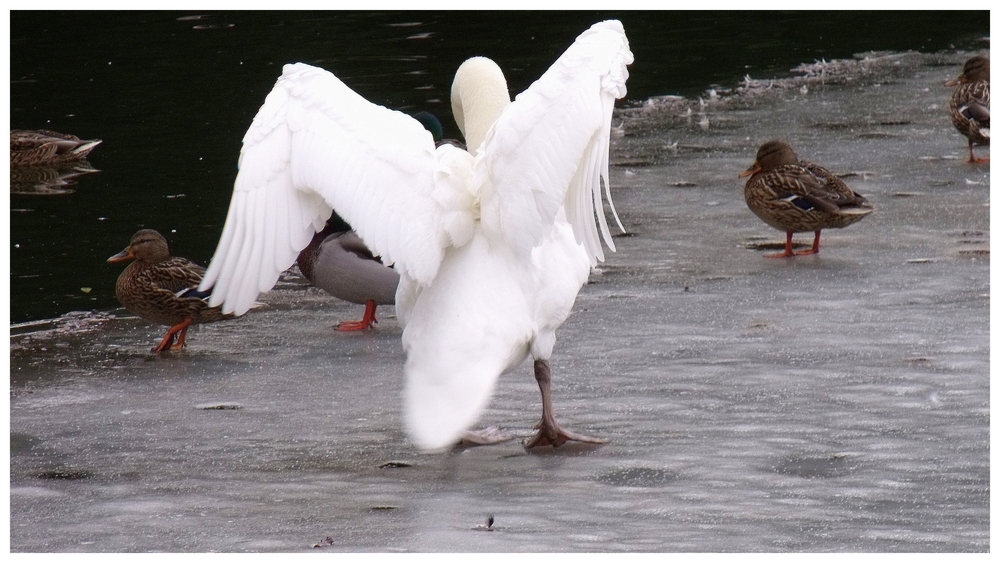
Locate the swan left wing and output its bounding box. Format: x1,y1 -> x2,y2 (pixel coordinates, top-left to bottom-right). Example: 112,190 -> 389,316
477,20 -> 632,265
200,63 -> 467,315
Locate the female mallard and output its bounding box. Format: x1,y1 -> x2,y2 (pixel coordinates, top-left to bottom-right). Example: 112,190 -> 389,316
946,55 -> 990,163
10,129 -> 102,167
108,229 -> 232,352
741,140 -> 873,258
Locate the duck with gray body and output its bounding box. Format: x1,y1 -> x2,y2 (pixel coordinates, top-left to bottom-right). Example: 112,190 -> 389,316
294,113 -> 461,332
297,214 -> 399,331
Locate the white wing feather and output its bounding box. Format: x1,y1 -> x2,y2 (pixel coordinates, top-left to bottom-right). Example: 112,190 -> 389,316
201,63 -> 469,315
478,19 -> 632,265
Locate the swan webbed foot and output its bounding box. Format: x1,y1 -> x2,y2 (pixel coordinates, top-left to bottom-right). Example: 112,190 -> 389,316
454,426 -> 516,448
523,358 -> 607,449
523,423 -> 607,449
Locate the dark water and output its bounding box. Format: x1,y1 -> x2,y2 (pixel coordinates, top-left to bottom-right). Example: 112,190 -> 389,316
8,10 -> 988,323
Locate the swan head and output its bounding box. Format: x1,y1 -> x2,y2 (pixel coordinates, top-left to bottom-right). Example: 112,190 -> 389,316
450,57 -> 511,154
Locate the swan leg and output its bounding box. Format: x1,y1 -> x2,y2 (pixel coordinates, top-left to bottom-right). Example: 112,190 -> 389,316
336,300 -> 378,331
524,359 -> 606,449
765,231 -> 797,258
794,230 -> 821,256
153,318 -> 192,353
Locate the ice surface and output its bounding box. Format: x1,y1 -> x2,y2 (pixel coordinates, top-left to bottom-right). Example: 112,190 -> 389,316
10,52 -> 989,552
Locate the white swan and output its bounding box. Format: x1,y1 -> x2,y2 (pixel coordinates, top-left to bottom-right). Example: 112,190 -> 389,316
200,20 -> 633,450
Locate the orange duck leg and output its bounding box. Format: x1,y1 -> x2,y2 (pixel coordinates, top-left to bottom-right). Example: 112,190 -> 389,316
967,140 -> 990,164
336,300 -> 379,331
152,318 -> 193,352
766,230 -> 821,258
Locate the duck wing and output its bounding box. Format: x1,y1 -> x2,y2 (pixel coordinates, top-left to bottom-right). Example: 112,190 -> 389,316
478,20 -> 632,265
200,63 -> 473,315
762,163 -> 866,213
153,257 -> 207,292
959,83 -> 990,127
336,231 -> 383,263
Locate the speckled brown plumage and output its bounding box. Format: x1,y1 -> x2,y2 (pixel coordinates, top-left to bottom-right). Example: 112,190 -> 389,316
108,229 -> 231,352
946,55 -> 990,163
10,129 -> 102,167
741,140 -> 873,257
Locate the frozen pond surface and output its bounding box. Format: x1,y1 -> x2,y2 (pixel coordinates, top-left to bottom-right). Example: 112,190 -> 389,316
9,52 -> 989,552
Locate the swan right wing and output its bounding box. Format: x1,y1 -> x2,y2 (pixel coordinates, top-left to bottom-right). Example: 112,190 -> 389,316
200,63 -> 472,315
477,20 -> 632,265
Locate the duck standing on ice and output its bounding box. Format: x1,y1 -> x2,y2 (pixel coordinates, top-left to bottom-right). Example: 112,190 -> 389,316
200,20 -> 633,450
741,140 -> 873,258
946,55 -> 990,163
109,229 -> 233,352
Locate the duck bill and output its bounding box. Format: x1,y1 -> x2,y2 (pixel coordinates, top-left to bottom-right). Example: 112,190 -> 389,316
107,248 -> 135,263
739,163 -> 761,178
945,77 -> 964,87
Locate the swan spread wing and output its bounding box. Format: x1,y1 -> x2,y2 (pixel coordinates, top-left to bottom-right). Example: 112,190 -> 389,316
404,21 -> 633,449
200,63 -> 469,315
478,19 -> 633,265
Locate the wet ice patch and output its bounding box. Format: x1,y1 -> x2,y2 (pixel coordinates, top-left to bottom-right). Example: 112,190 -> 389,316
378,460 -> 414,468
195,402 -> 242,410
35,468 -> 94,480
771,453 -> 861,479
10,486 -> 69,498
596,466 -> 681,487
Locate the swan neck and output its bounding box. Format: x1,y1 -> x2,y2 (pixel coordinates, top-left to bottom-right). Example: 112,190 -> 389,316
451,57 -> 511,153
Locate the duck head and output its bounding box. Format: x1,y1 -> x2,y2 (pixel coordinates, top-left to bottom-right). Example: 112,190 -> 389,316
946,55 -> 990,87
108,229 -> 171,264
740,140 -> 799,177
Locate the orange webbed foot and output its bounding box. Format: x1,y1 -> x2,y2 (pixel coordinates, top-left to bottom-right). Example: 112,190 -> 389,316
335,300 -> 378,331
152,319 -> 192,353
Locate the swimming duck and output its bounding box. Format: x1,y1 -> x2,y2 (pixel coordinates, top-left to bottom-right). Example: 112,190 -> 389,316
741,140 -> 873,258
946,55 -> 990,163
200,20 -> 632,450
108,229 -> 232,352
10,129 -> 102,167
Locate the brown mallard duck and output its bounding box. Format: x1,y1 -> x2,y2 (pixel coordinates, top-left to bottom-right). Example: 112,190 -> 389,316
10,129 -> 102,167
741,140 -> 874,258
946,55 -> 990,163
108,229 -> 232,352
